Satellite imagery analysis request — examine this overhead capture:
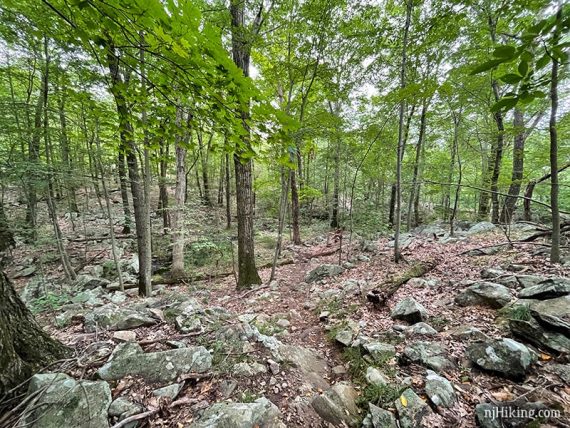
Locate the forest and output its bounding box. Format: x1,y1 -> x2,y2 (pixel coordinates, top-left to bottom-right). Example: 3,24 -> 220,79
0,0 -> 569,427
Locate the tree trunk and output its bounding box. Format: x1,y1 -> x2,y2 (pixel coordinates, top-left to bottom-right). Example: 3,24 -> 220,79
549,9 -> 561,263
171,111 -> 188,279
0,200 -> 15,253
57,77 -> 78,213
290,162 -> 301,244
500,108 -> 525,223
406,101 -> 427,230
230,0 -> 262,288
0,272 -> 69,396
489,81 -> 505,224
394,0 -> 412,263
106,41 -> 151,297
197,130 -> 212,206
271,168 -> 290,281
225,152 -> 231,229
158,138 -> 170,234
388,183 -> 396,226
117,151 -> 132,234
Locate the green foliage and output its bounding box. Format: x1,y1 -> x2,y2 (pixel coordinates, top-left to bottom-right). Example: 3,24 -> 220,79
30,292 -> 71,314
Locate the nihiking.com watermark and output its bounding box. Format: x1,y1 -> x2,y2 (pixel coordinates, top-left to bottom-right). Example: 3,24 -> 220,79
484,406 -> 562,420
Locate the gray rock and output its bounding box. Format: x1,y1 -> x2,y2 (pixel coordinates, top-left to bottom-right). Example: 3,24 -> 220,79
395,388 -> 432,428
233,362 -> 267,377
509,316 -> 570,353
97,342 -> 211,382
363,341 -> 396,363
518,277 -> 570,299
152,383 -> 183,399
530,295 -> 570,335
311,382 -> 360,427
406,322 -> 437,336
71,286 -> 106,306
273,343 -> 329,390
112,330 -> 137,342
110,291 -> 128,304
498,274 -> 544,289
19,276 -> 50,304
335,329 -> 354,347
466,221 -> 496,235
20,373 -> 111,428
191,397 -> 284,428
425,370 -> 455,407
413,224 -> 447,238
391,297 -> 428,324
550,363 -> 570,383
480,268 -> 505,279
305,264 -> 344,283
13,265 -> 37,278
366,367 -> 389,387
362,404 -> 397,428
466,338 -> 535,379
455,282 -> 512,308
108,396 -> 142,419
84,303 -> 158,332
404,341 -> 453,372
450,325 -> 489,341
73,274 -> 111,290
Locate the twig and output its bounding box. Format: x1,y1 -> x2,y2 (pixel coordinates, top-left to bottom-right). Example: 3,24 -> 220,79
110,409 -> 159,428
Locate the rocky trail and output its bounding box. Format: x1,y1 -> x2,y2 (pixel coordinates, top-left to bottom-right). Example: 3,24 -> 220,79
3,220 -> 570,427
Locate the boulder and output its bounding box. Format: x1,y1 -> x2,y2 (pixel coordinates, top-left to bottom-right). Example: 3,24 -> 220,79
84,304 -> 158,332
403,341 -> 453,372
530,295 -> 570,335
112,330 -> 137,342
335,329 -> 354,347
366,367 -> 389,387
424,370 -> 455,408
466,222 -> 496,235
518,277 -> 570,300
71,287 -> 106,306
152,383 -> 183,399
19,276 -> 49,304
305,264 -> 344,283
233,362 -> 267,377
362,404 -> 397,428
391,297 -> 428,324
550,363 -> 570,383
395,388 -> 432,428
73,274 -> 110,290
363,341 -> 396,363
450,325 -> 489,341
311,382 -> 360,427
466,338 -> 535,379
510,316 -> 570,353
413,224 -> 447,238
108,396 -> 143,427
20,373 -> 111,428
191,397 -> 284,428
454,282 -> 512,308
273,343 -> 329,390
97,342 -> 211,383
406,322 -> 437,336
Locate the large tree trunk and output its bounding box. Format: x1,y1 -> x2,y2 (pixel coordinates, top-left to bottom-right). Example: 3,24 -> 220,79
489,81 -> 505,224
0,272 -> 68,395
500,108 -> 525,223
230,0 -> 262,288
0,200 -> 15,253
407,101 -> 428,230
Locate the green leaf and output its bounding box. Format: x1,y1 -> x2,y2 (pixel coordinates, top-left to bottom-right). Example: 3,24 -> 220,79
499,73 -> 523,84
493,45 -> 517,59
490,97 -> 518,112
518,60 -> 529,77
536,54 -> 550,70
470,58 -> 504,75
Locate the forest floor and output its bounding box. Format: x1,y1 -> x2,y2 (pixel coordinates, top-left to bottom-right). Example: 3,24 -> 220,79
4,196 -> 570,427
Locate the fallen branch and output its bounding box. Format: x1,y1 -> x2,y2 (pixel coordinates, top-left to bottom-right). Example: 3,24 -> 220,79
367,259 -> 438,307
69,235 -> 134,243
110,409 -> 159,428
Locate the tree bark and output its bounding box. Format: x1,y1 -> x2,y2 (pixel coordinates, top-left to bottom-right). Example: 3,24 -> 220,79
117,151 -> 132,234
0,272 -> 69,396
158,138 -> 170,234
406,101 -> 428,230
500,108 -> 525,223
225,152 -> 231,229
230,0 -> 262,288
489,81 -> 505,224
57,76 -> 78,213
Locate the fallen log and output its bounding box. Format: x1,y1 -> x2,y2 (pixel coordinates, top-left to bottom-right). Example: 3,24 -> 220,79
367,259 -> 437,307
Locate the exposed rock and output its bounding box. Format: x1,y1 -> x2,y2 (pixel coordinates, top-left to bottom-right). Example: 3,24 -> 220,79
455,282 -> 512,308
73,274 -> 111,290
466,338 -> 535,379
191,397 -> 284,428
275,318 -> 290,328
450,325 -> 489,341
406,322 -> 437,336
467,246 -> 503,256
509,316 -> 570,353
335,329 -> 354,347
391,297 -> 428,324
108,396 -> 142,420
403,341 -> 453,372
84,304 -> 158,332
71,286 -> 106,306
518,277 -> 570,300
13,265 -> 37,278
362,404 -> 397,428
272,343 -> 329,390
97,342 -> 211,382
366,367 -> 389,387
530,295 -> 570,335
19,276 -> 49,303
466,221 -> 496,235
363,341 -> 396,363
332,365 -> 347,375
20,373 -> 111,428
305,264 -> 344,283
233,362 -> 267,377
311,382 -> 359,427
112,330 -> 137,342
152,383 -> 183,399
395,388 -> 432,428
425,370 -> 455,408
480,268 -> 505,279
550,363 -> 570,383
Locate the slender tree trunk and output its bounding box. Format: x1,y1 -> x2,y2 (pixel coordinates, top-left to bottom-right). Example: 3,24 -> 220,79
407,101 -> 428,230
117,151 -> 132,234
500,108 -> 525,223
290,159 -> 301,244
158,138 -> 170,234
394,0 -> 412,263
57,78 -> 78,213
549,9 -> 561,263
271,168 -> 290,281
197,131 -> 212,206
450,136 -> 462,236
489,82 -> 505,224
388,184 -> 396,226
171,109 -> 189,278
225,152 -> 231,229
0,200 -> 14,253
0,272 -> 69,396
230,0 -> 262,288
106,41 -> 151,296
218,155 -> 224,206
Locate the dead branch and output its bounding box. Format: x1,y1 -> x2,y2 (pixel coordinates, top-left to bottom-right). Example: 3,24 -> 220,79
110,409 -> 159,428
